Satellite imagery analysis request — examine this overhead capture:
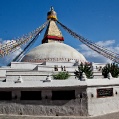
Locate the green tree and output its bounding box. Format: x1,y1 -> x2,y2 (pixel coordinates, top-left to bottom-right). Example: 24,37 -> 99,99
53,72 -> 70,80
102,63 -> 119,78
74,63 -> 93,79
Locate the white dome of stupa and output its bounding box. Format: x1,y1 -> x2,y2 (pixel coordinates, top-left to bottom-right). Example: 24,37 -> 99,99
21,42 -> 87,63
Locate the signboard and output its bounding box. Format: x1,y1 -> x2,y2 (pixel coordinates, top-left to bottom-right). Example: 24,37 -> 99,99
97,88 -> 113,98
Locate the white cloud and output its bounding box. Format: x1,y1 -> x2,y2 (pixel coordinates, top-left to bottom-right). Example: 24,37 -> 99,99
0,39 -> 22,66
96,40 -> 115,47
78,40 -> 119,63
0,49 -> 22,66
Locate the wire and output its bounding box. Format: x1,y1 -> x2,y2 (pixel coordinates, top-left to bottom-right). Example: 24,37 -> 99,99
7,20 -> 49,66
57,20 -> 119,64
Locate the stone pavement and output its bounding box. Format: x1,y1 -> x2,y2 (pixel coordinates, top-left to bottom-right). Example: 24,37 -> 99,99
0,112 -> 119,119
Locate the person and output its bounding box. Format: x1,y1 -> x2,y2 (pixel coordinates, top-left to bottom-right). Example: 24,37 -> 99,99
61,65 -> 63,71
64,66 -> 66,71
54,65 -> 58,71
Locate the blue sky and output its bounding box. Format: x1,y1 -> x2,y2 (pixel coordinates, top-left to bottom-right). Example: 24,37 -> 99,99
0,0 -> 119,65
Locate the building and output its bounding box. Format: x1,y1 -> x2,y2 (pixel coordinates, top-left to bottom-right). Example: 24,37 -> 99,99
0,7 -> 119,117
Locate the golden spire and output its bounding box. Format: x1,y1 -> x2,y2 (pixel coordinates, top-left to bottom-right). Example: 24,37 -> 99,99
42,7 -> 64,44
47,6 -> 57,21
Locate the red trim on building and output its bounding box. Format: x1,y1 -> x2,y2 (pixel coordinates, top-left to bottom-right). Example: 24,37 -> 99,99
42,35 -> 64,43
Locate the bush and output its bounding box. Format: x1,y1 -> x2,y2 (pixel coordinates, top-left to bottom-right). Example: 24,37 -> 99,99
53,72 -> 70,80
102,63 -> 119,78
74,63 -> 93,79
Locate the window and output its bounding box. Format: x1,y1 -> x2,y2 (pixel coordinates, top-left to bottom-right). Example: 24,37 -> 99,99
52,90 -> 75,100
21,91 -> 41,100
0,91 -> 12,100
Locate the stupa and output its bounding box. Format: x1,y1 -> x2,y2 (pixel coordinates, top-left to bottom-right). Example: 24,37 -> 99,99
0,7 -> 118,117
22,7 -> 86,64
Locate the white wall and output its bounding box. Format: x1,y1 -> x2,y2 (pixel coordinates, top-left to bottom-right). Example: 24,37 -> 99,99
87,86 -> 119,116
11,62 -> 41,69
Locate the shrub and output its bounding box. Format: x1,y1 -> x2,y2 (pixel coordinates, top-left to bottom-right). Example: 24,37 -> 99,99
102,63 -> 119,78
53,72 -> 70,80
74,63 -> 93,79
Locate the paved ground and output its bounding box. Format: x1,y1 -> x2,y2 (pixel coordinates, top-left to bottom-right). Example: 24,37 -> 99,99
0,112 -> 119,119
